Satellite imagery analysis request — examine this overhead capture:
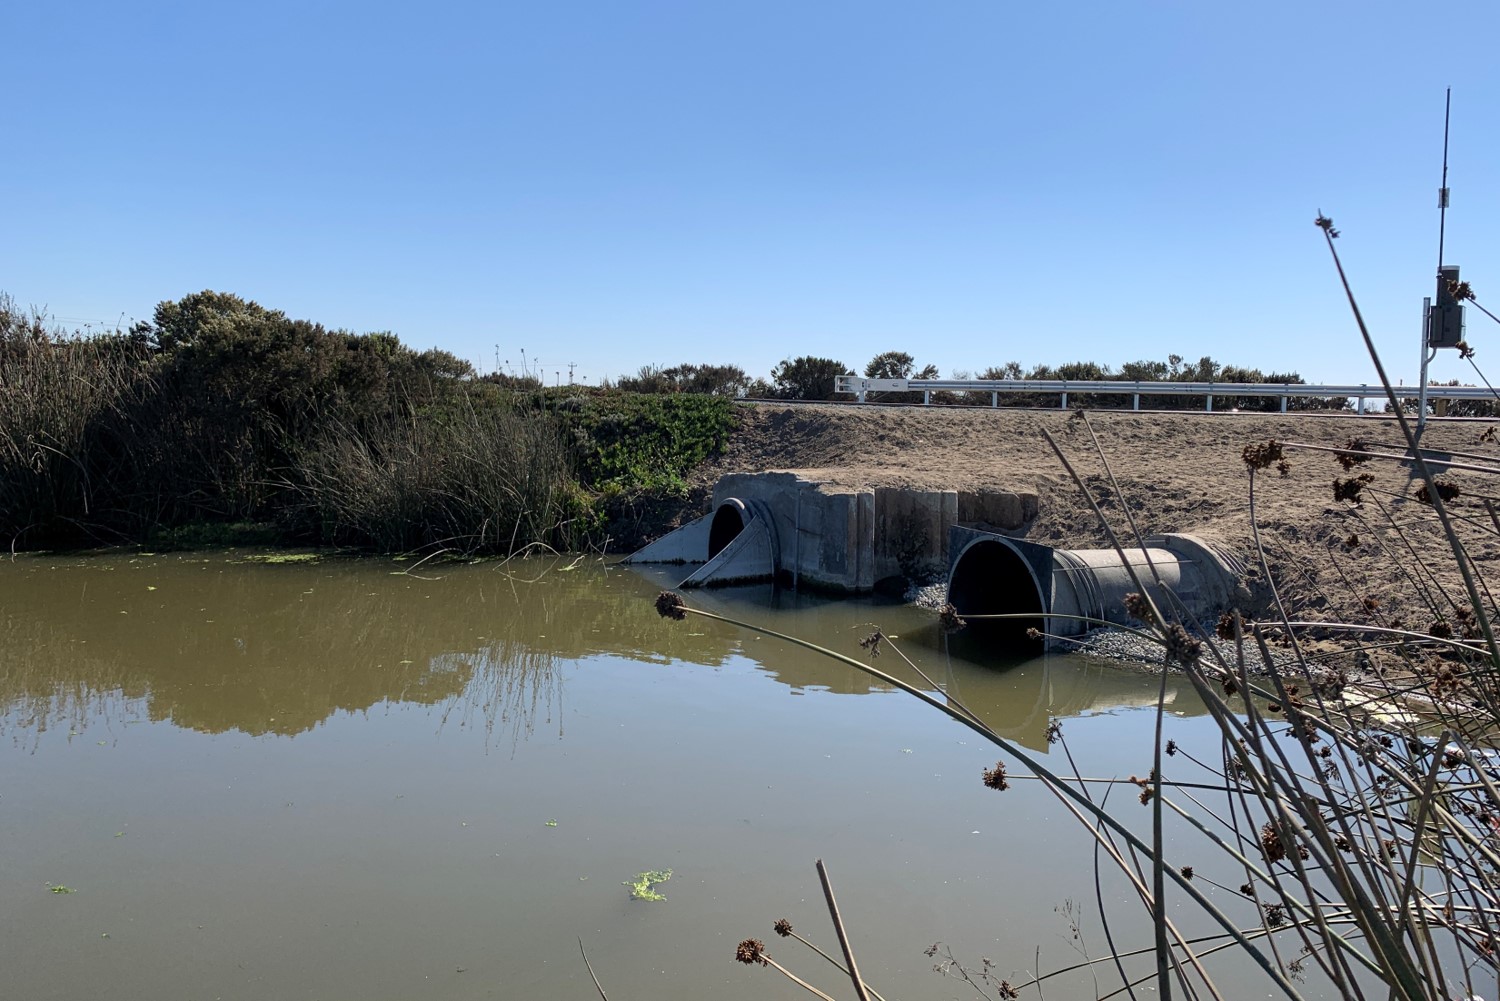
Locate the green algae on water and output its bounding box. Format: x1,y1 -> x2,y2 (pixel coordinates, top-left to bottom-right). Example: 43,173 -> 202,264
623,869 -> 672,902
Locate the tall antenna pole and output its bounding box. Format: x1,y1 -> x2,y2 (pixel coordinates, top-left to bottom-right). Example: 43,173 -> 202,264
1437,87 -> 1451,272
1419,88 -> 1452,436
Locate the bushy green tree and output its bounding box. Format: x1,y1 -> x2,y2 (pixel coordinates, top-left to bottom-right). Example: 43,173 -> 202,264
770,356 -> 850,400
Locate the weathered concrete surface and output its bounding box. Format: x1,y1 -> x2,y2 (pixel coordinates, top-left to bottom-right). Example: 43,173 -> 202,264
624,512 -> 712,564
680,503 -> 778,588
631,471 -> 1040,593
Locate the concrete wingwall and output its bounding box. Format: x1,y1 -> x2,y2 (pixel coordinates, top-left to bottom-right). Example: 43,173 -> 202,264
711,473 -> 1039,592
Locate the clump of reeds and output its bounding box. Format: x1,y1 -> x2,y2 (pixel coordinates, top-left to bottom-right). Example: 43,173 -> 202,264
285,393 -> 582,553
0,295 -> 157,547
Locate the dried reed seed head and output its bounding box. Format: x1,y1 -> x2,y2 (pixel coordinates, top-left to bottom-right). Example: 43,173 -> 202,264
1431,620 -> 1454,639
1025,627 -> 1042,641
1123,591 -> 1152,621
1162,623 -> 1202,665
735,939 -> 768,965
998,982 -> 1020,1000
1314,215 -> 1340,238
1334,834 -> 1352,852
1334,438 -> 1373,471
1260,822 -> 1287,863
938,603 -> 967,635
1045,718 -> 1063,745
1264,903 -> 1286,928
1344,532 -> 1360,550
1449,278 -> 1474,301
1457,340 -> 1476,360
1221,676 -> 1239,697
1415,479 -> 1462,505
1240,881 -> 1255,895
1277,459 -> 1292,478
1362,595 -> 1379,611
1180,865 -> 1194,880
772,918 -> 793,938
1242,440 -> 1285,471
982,761 -> 1010,791
1332,473 -> 1374,503
1165,738 -> 1178,756
655,590 -> 687,620
1215,611 -> 1237,640
1481,426 -> 1497,443
859,630 -> 883,657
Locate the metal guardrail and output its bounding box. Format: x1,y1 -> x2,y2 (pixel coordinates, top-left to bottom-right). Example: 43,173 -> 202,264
835,376 -> 1499,413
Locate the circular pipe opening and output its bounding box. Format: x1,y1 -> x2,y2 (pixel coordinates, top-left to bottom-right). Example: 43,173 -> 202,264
947,539 -> 1046,651
708,499 -> 750,559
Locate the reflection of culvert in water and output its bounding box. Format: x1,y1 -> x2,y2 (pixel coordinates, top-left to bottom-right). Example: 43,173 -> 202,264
947,538 -> 1046,652
708,499 -> 751,559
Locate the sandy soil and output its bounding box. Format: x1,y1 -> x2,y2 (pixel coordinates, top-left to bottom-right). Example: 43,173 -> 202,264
682,402 -> 1500,635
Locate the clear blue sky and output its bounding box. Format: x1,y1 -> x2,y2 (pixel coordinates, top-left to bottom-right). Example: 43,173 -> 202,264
7,0 -> 1499,390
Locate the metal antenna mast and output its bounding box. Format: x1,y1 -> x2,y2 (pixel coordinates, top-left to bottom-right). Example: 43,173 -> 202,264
1419,88 -> 1453,435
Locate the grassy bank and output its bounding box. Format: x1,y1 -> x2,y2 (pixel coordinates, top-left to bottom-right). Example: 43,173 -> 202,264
0,292 -> 734,554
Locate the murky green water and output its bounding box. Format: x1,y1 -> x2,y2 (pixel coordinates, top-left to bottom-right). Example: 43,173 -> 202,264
3,552 -> 1253,1000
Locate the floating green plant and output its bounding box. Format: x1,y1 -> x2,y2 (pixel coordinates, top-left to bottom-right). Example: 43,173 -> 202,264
623,869 -> 672,902
48,884 -> 75,894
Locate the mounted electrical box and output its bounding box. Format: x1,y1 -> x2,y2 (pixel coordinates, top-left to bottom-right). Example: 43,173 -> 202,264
1429,264 -> 1465,348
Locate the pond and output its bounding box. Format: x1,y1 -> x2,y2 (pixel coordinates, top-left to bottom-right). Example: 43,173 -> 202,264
2,551 -> 1271,1000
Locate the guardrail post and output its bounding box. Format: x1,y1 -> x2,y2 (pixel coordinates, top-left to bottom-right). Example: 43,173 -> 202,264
1207,394 -> 1213,413
1280,396 -> 1287,413
991,391 -> 997,407
1060,392 -> 1068,409
923,390 -> 930,405
1133,393 -> 1140,411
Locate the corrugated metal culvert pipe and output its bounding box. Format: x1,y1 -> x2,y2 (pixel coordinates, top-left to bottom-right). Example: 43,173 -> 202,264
946,528 -> 1246,652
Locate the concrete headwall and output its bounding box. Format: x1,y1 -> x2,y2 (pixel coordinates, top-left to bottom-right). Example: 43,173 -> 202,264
709,473 -> 1039,591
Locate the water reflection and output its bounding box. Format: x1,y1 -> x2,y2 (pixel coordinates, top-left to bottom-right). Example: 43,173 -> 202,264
1,553 -> 1204,750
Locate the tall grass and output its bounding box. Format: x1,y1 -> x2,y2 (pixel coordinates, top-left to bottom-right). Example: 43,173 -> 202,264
287,397 -> 583,553
0,296 -> 156,547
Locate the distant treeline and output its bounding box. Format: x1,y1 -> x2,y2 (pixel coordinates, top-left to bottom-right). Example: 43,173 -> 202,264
614,351 -> 1379,411
1,292 -> 733,553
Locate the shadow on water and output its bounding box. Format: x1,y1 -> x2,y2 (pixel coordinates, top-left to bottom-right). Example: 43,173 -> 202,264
1,552 -> 1205,751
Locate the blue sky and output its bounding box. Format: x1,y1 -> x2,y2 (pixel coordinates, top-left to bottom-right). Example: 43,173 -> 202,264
7,1 -> 1500,390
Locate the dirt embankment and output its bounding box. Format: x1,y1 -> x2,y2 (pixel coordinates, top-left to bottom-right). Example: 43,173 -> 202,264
669,402 -> 1500,634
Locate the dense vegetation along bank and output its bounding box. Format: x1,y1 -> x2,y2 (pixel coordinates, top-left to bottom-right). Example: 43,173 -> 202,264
1,292 -> 734,554
10,288 -> 1493,559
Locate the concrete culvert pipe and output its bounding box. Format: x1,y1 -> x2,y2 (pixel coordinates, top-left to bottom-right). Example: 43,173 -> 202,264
946,538 -> 1047,650
707,499 -> 751,559
946,531 -> 1245,653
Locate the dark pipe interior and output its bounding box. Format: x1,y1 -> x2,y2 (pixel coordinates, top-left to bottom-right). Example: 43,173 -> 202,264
947,540 -> 1046,652
708,502 -> 748,559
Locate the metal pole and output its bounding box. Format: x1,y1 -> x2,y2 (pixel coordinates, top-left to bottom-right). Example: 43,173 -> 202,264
1419,297 -> 1432,435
